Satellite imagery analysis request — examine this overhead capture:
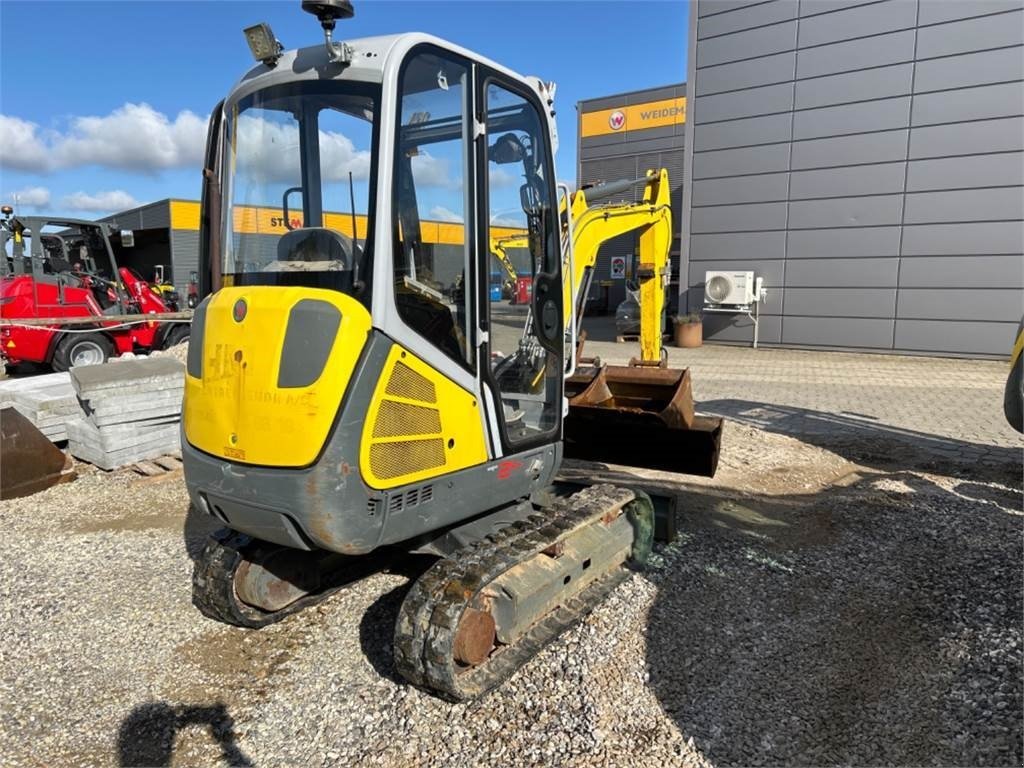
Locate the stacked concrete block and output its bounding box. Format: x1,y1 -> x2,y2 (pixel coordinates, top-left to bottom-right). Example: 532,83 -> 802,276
0,373 -> 78,441
67,358 -> 185,470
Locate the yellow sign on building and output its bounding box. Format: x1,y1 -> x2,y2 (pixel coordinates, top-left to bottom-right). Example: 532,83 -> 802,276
580,96 -> 686,138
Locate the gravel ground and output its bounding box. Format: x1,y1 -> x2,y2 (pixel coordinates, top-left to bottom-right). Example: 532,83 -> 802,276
0,422 -> 1020,767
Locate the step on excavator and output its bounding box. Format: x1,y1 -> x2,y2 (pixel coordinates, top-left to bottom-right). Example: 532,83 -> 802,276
183,0 -> 722,700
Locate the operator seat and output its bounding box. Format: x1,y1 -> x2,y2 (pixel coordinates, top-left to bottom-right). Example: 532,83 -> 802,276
270,227 -> 356,291
276,227 -> 352,268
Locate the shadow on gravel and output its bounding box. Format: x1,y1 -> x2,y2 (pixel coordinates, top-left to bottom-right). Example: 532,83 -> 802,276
645,470 -> 1023,766
118,701 -> 252,767
360,582 -> 416,683
700,398 -> 1021,485
183,503 -> 221,561
358,554 -> 434,682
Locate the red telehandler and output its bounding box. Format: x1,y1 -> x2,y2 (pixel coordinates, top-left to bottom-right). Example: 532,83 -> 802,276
0,206 -> 190,372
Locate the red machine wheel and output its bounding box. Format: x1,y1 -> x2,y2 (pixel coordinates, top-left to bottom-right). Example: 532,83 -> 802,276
52,333 -> 114,372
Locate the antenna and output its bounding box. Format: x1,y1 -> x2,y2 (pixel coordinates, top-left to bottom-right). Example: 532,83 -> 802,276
302,0 -> 355,64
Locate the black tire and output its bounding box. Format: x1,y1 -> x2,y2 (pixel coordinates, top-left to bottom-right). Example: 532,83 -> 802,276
52,332 -> 114,372
163,323 -> 190,349
1004,350 -> 1023,434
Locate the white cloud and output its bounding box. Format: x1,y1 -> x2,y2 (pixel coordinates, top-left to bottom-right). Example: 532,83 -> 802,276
63,190 -> 141,212
0,116 -> 49,170
490,167 -> 519,189
490,213 -> 525,228
429,206 -> 463,223
8,186 -> 51,208
410,151 -> 457,189
235,115 -> 372,185
0,104 -> 206,173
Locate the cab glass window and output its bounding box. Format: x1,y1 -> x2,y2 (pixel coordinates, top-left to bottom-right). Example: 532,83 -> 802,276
222,81 -> 380,297
392,50 -> 473,369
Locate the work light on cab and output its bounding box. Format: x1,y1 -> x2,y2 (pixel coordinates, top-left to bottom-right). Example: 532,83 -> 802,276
243,22 -> 282,67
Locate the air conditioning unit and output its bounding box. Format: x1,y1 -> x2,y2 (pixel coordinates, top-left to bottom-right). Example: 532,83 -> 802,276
704,270 -> 755,306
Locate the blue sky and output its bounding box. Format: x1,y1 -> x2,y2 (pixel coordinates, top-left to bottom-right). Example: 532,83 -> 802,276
0,0 -> 688,218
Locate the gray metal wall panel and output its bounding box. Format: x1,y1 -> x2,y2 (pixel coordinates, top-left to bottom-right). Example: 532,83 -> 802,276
790,162 -> 906,199
796,30 -> 915,79
694,83 -> 794,123
904,187 -> 1024,224
699,0 -> 776,17
696,51 -> 796,95
788,194 -> 903,228
911,82 -> 1024,126
785,257 -> 900,286
797,0 -> 918,48
782,316 -> 896,348
908,117 -> 1024,158
101,200 -> 172,231
794,63 -> 914,110
897,288 -> 1022,321
894,319 -> 1018,355
699,0 -> 798,38
784,287 -> 897,317
901,222 -> 1024,255
793,97 -> 911,140
906,152 -> 1024,191
582,134 -> 683,159
692,172 -> 790,205
690,201 -> 789,233
799,0 -> 889,18
790,129 -> 909,169
787,226 -> 902,258
680,0 -> 1024,356
692,112 -> 793,150
915,10 -> 1024,59
696,20 -> 798,66
170,229 -> 200,292
692,142 -> 791,178
899,255 -> 1024,288
702,312 -> 783,343
914,46 -> 1024,94
690,230 -> 789,260
917,0 -> 1022,25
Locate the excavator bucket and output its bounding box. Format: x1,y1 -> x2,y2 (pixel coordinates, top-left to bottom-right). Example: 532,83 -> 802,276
0,406 -> 76,499
564,365 -> 723,477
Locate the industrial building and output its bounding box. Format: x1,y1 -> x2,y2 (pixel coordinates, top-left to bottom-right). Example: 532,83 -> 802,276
576,1 -> 1022,357
97,199 -> 200,295
576,84 -> 687,312
681,0 -> 1024,357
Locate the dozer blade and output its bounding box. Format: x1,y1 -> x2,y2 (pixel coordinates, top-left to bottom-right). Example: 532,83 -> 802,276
564,365 -> 722,477
0,406 -> 76,500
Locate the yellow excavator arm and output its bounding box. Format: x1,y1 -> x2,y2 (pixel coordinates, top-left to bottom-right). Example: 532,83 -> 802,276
563,168 -> 672,364
489,236 -> 521,284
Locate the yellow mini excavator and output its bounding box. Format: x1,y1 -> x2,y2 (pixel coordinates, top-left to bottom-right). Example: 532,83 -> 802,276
183,0 -> 722,700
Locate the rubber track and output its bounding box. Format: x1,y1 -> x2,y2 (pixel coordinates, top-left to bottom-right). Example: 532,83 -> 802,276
191,529 -> 385,629
393,484 -> 637,701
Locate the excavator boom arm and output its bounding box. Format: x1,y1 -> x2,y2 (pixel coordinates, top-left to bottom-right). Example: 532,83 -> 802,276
564,169 -> 672,363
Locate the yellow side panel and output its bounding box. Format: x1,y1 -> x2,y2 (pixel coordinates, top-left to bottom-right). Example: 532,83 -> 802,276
360,346 -> 488,490
183,287 -> 371,467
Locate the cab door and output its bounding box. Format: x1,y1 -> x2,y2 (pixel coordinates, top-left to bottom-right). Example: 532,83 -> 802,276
474,74 -> 564,455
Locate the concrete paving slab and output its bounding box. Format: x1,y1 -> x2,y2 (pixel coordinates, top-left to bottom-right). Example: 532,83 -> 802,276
70,358 -> 184,395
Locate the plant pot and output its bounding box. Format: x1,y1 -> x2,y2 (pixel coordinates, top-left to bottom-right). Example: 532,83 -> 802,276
674,320 -> 703,348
